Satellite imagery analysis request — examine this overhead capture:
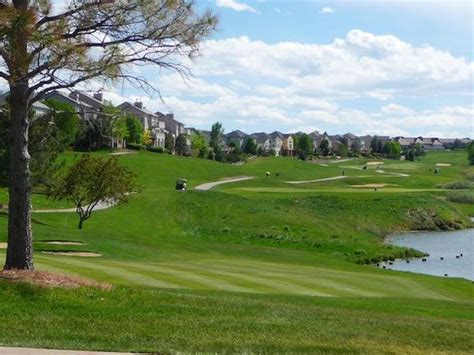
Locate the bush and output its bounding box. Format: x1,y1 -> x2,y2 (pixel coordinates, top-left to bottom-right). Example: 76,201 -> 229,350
446,191 -> 474,204
147,146 -> 164,153
127,143 -> 145,150
442,181 -> 474,190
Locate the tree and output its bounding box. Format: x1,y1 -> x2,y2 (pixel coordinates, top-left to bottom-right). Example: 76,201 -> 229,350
468,141 -> 474,166
210,122 -> 224,162
350,139 -> 362,155
242,137 -> 257,155
319,139 -> 330,156
175,134 -> 188,156
383,141 -> 401,159
370,136 -> 379,153
414,143 -> 425,158
297,133 -> 313,159
1,99 -> 79,186
141,130 -> 153,147
0,1 -> 217,270
125,115 -> 144,145
406,148 -> 415,161
190,132 -> 208,158
48,155 -> 138,230
165,133 -> 175,153
338,144 -> 349,158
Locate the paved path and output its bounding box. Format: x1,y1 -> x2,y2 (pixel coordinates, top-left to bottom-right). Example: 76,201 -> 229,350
286,176 -> 347,184
32,199 -> 117,214
194,176 -> 255,191
0,347 -> 134,355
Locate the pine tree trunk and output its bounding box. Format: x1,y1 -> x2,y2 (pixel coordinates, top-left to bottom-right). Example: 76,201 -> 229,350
4,83 -> 34,270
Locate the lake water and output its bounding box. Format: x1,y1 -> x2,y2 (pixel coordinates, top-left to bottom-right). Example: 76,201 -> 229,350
382,220 -> 474,281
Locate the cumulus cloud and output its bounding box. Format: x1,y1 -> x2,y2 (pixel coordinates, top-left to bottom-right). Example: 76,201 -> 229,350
216,0 -> 259,13
107,30 -> 472,137
320,7 -> 335,14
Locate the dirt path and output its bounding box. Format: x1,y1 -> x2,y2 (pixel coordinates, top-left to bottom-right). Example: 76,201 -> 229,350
286,176 -> 347,184
194,176 -> 255,191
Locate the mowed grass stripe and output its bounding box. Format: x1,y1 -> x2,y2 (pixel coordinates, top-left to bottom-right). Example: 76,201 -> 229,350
129,262 -> 333,296
110,261 -> 259,293
36,256 -> 183,289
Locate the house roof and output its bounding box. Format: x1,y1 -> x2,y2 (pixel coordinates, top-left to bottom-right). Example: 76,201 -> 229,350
250,132 -> 270,143
269,131 -> 284,139
118,102 -> 157,117
226,129 -> 248,139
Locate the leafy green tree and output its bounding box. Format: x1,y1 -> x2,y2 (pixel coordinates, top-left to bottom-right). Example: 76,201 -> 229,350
297,133 -> 313,159
210,122 -> 224,162
0,0 -> 217,270
191,132 -> 208,158
414,143 -> 425,157
175,134 -> 188,156
383,141 -> 402,159
48,155 -> 138,229
406,148 -> 415,161
350,139 -> 362,155
1,100 -> 79,186
468,142 -> 474,166
242,137 -> 257,155
319,139 -> 330,156
370,136 -> 379,153
338,144 -> 349,158
125,115 -> 144,145
165,133 -> 175,153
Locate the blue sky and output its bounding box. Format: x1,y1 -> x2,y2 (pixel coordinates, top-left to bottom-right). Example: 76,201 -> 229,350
93,1 -> 474,137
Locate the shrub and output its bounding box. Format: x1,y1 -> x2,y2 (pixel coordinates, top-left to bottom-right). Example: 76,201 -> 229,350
442,181 -> 474,190
127,143 -> 145,150
446,191 -> 474,204
147,146 -> 164,153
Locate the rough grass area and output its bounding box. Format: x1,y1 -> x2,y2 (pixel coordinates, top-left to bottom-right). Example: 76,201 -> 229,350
0,281 -> 473,354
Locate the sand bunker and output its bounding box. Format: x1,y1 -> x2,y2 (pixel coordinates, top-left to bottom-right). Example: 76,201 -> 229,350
42,251 -> 102,257
0,242 -> 7,249
320,164 -> 329,167
435,163 -> 452,167
109,151 -> 137,156
43,241 -> 85,246
351,184 -> 392,188
366,161 -> 385,166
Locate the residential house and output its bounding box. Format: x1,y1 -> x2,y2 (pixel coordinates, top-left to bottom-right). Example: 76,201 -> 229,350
251,132 -> 271,152
156,112 -> 185,138
269,131 -> 284,156
43,90 -> 96,120
0,91 -> 50,116
118,101 -> 167,148
423,138 -> 444,150
225,130 -> 248,150
359,135 -> 373,153
281,134 -> 294,156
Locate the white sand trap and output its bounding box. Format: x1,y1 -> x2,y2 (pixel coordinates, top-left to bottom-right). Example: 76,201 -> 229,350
41,251 -> 101,257
44,241 -> 85,246
366,161 -> 384,166
0,242 -> 7,249
351,184 -> 392,188
435,163 -> 452,167
320,164 -> 329,167
375,170 -> 385,173
109,151 -> 137,156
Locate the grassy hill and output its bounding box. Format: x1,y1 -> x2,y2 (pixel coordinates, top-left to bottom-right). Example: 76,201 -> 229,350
0,149 -> 473,352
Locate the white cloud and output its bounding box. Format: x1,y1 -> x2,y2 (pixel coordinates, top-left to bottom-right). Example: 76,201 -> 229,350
380,103 -> 414,115
320,7 -> 335,14
216,0 -> 259,13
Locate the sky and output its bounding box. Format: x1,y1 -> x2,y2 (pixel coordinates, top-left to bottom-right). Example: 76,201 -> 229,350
9,1 -> 474,137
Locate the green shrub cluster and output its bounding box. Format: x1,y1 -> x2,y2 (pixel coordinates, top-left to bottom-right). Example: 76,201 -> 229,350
446,191 -> 474,204
441,181 -> 474,189
127,143 -> 146,150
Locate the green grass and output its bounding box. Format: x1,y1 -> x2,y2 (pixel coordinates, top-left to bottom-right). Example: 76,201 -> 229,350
0,149 -> 473,352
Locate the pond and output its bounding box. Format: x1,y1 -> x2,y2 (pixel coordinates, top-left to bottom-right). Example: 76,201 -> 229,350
382,219 -> 474,281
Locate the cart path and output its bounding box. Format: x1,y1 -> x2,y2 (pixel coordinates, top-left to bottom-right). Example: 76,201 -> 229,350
194,176 -> 255,191
286,176 -> 347,184
32,199 -> 117,213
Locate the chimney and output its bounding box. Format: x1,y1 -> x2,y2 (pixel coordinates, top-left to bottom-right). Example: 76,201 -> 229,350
93,92 -> 103,102
134,101 -> 143,109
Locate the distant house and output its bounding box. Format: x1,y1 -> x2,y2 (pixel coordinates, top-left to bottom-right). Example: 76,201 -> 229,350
359,135 -> 373,153
225,129 -> 248,149
269,131 -> 284,156
43,90 -> 97,120
423,138 -> 444,150
118,101 -> 166,148
155,112 -> 185,138
251,132 -> 271,152
281,134 -> 294,156
0,91 -> 50,116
